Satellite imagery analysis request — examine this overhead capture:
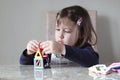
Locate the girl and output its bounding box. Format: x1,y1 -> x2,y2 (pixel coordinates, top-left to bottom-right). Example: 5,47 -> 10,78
20,5 -> 99,67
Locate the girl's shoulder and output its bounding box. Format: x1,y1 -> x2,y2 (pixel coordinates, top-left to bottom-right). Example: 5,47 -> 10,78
81,43 -> 91,48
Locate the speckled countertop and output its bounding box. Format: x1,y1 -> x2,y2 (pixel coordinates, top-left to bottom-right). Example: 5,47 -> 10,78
0,64 -> 120,80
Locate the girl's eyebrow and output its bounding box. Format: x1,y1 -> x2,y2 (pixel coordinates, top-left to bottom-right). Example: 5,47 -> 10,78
64,25 -> 75,29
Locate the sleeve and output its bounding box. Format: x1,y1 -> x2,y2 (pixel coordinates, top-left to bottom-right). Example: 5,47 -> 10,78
19,49 -> 52,67
64,44 -> 99,67
19,49 -> 35,65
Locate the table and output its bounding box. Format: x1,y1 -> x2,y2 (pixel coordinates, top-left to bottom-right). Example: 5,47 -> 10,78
0,64 -> 120,80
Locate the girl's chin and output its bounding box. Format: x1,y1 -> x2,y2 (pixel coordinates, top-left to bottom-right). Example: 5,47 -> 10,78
57,41 -> 64,44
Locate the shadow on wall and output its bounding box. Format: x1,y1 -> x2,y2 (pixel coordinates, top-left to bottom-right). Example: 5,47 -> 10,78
97,15 -> 115,64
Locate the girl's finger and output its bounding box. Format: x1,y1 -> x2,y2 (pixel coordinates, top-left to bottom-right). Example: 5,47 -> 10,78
31,40 -> 39,48
40,41 -> 49,49
30,45 -> 38,52
42,47 -> 51,54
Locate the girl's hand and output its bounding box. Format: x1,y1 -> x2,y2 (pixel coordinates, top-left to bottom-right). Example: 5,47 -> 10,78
26,40 -> 40,55
40,41 -> 65,55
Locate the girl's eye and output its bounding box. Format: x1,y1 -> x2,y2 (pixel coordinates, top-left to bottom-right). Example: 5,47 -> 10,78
55,28 -> 72,33
56,28 -> 60,31
64,29 -> 72,33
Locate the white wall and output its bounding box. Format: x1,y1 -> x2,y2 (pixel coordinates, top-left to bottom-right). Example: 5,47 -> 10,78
0,0 -> 120,65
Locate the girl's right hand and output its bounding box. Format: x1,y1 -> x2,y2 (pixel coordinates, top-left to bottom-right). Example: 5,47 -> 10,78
26,40 -> 40,55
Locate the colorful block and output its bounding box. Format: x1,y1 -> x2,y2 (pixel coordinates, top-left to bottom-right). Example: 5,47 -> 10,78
34,46 -> 44,69
34,57 -> 43,69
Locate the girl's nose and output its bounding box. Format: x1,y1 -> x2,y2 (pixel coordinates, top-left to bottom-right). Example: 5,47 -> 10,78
59,30 -> 64,39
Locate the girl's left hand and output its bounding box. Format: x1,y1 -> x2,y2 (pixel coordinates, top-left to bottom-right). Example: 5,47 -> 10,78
40,41 -> 64,55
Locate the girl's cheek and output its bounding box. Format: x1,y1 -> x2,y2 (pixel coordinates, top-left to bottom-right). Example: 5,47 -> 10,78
55,34 -> 59,40
63,35 -> 72,44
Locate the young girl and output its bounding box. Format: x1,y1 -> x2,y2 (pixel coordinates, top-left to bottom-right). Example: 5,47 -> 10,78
20,5 -> 99,67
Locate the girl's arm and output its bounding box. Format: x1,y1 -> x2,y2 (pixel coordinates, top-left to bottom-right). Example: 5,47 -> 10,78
20,49 -> 34,65
64,44 -> 99,67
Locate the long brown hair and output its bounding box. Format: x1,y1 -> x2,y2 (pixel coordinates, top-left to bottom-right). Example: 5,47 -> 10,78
56,5 -> 97,47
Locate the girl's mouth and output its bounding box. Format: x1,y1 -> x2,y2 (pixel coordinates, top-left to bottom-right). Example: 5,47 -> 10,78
58,41 -> 64,44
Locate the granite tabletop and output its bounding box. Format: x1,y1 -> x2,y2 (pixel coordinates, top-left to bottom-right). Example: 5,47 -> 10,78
0,64 -> 120,80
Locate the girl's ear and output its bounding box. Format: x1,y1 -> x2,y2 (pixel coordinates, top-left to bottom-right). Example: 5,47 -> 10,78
78,30 -> 81,39
79,32 -> 84,40
78,36 -> 81,39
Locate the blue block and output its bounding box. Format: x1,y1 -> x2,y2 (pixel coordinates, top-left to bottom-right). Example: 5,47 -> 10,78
34,58 -> 44,69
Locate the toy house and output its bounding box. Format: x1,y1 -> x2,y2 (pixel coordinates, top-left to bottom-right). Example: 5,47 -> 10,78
34,47 -> 44,69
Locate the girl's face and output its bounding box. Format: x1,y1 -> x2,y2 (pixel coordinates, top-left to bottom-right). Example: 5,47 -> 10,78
55,17 -> 79,46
